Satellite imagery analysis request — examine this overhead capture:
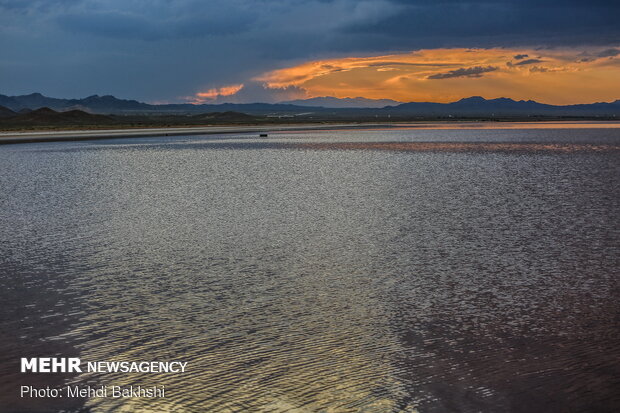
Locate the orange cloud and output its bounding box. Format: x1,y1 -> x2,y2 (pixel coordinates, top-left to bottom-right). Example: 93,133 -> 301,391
254,47 -> 620,104
190,84 -> 244,103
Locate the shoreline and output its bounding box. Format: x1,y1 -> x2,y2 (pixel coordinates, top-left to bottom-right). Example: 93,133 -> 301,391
1,120 -> 620,145
0,123 -> 388,145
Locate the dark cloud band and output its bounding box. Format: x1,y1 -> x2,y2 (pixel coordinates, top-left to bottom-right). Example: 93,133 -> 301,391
427,66 -> 498,80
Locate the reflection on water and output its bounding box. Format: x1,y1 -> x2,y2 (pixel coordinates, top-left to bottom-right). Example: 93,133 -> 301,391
1,125 -> 619,412
291,141 -> 620,152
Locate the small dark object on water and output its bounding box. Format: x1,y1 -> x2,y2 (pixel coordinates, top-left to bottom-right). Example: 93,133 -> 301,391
260,133 -> 268,138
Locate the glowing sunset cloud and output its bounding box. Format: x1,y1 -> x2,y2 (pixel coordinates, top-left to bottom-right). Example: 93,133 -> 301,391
253,47 -> 620,105
190,84 -> 244,103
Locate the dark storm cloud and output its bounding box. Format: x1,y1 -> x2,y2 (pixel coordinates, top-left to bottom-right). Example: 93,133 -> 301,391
514,58 -> 544,65
0,0 -> 618,102
514,54 -> 529,60
530,66 -> 548,72
345,0 -> 620,48
597,48 -> 620,57
427,66 -> 497,79
576,47 -> 620,62
57,10 -> 255,40
0,0 -> 79,11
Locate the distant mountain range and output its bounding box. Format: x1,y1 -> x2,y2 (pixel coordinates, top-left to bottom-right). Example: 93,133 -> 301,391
0,104 -> 16,118
0,106 -> 114,124
0,93 -> 156,114
1,93 -> 619,117
0,93 -> 313,115
0,105 -> 266,129
386,96 -> 620,117
282,96 -> 403,108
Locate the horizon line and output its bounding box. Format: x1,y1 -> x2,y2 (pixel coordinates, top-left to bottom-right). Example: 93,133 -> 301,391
2,92 -> 620,108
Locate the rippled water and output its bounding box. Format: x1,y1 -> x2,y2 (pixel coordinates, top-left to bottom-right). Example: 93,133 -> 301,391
1,124 -> 619,413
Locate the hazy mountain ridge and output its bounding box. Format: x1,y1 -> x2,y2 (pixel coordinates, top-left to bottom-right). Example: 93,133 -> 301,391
0,93 -> 619,117
0,93 -> 315,115
0,105 -> 16,118
282,96 -> 403,108
386,96 -> 620,116
0,107 -> 267,130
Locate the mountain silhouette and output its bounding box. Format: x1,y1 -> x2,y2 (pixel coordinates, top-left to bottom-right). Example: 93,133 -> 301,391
0,93 -> 618,117
283,96 -> 403,108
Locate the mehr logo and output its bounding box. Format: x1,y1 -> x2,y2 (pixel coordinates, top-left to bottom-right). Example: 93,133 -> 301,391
21,358 -> 82,373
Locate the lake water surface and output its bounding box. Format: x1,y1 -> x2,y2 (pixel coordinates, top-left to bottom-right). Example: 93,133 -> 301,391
1,124 -> 619,412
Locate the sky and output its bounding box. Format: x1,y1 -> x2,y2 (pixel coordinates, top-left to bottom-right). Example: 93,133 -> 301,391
1,0 -> 619,104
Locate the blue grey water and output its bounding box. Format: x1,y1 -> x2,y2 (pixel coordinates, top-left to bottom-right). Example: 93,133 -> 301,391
1,125 -> 619,412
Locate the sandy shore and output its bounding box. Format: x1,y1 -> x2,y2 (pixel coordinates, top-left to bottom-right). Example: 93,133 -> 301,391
0,123 -> 381,145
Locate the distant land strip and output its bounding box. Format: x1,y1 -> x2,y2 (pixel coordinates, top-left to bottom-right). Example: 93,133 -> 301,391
2,121 -> 620,146
0,123 -> 399,145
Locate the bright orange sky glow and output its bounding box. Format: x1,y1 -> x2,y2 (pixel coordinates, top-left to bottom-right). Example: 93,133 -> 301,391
250,47 -> 620,105
191,84 -> 244,103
